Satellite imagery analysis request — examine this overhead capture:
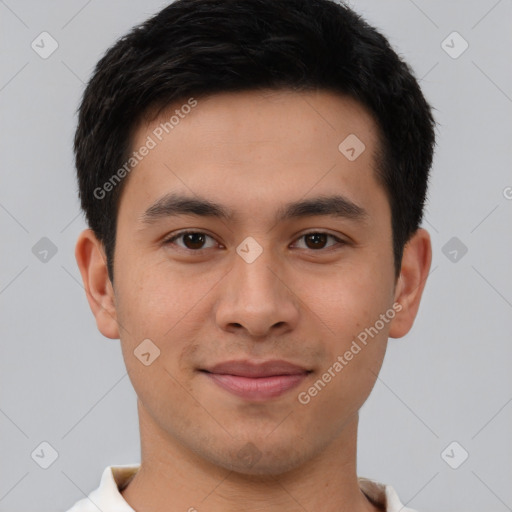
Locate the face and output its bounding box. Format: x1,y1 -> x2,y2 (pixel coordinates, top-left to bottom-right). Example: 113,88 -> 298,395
86,89 -> 407,475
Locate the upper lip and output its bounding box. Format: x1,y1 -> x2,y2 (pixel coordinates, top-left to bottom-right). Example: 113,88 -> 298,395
202,359 -> 310,378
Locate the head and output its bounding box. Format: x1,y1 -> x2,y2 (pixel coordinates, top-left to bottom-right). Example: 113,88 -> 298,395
75,0 -> 435,476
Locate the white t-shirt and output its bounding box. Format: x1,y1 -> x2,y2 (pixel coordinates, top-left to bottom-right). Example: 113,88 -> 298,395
65,464 -> 418,512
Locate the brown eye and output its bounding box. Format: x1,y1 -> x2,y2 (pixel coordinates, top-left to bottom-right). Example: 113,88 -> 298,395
294,232 -> 342,250
182,233 -> 206,249
165,231 -> 217,251
304,233 -> 328,249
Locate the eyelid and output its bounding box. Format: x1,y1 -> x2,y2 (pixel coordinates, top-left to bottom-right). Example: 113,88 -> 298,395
163,229 -> 219,249
290,230 -> 346,249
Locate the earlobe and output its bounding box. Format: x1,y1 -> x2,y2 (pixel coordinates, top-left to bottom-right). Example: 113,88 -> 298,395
75,229 -> 120,340
388,228 -> 432,339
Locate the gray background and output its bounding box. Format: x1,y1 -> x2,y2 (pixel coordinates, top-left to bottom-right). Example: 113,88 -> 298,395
1,0 -> 511,511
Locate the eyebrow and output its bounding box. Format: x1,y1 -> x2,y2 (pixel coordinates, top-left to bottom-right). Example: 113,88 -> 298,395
139,192 -> 368,225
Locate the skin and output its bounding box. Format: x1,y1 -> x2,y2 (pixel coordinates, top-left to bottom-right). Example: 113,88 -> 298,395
75,89 -> 431,512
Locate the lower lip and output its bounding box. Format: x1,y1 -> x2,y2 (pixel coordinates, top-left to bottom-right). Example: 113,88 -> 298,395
202,372 -> 309,401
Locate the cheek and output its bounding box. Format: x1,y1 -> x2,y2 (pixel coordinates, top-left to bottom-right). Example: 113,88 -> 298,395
115,260 -> 200,337
303,261 -> 393,389
305,263 -> 393,335
114,263 -> 218,386
113,267 -> 204,411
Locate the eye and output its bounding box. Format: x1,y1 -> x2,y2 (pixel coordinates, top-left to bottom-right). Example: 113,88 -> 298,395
292,232 -> 344,250
163,231 -> 218,251
163,230 -> 345,252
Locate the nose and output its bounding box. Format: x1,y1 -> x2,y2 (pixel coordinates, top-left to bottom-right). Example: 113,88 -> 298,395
214,245 -> 300,338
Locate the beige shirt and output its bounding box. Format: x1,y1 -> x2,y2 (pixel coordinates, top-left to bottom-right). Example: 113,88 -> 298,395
65,464 -> 419,512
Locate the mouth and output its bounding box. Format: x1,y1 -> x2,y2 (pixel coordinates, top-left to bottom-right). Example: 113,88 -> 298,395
199,359 -> 312,401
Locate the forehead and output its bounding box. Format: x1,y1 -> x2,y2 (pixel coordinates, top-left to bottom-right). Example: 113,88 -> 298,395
118,89 -> 387,224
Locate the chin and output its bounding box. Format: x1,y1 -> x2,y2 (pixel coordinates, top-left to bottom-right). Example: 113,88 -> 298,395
208,442 -> 311,477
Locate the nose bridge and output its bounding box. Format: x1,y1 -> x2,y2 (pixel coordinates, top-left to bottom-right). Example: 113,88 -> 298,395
231,239 -> 283,306
215,239 -> 299,335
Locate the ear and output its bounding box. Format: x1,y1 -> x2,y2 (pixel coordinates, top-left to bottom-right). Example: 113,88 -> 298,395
75,229 -> 120,339
388,228 -> 432,339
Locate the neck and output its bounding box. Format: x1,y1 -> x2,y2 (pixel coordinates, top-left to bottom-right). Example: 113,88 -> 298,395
121,400 -> 380,512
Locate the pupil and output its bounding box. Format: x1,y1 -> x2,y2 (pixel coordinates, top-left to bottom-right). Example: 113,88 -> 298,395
306,233 -> 327,249
185,233 -> 205,249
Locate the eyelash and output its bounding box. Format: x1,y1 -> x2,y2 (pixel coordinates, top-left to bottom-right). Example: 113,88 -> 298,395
162,230 -> 346,252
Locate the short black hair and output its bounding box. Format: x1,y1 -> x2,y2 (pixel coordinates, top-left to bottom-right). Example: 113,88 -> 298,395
74,0 -> 436,282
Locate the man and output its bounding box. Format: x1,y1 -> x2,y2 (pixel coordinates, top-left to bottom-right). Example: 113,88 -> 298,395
66,0 -> 435,510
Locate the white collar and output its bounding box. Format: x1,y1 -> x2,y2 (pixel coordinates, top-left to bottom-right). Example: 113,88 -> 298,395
66,464 -> 418,512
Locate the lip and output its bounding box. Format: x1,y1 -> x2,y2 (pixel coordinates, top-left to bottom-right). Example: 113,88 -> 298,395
200,359 -> 311,401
